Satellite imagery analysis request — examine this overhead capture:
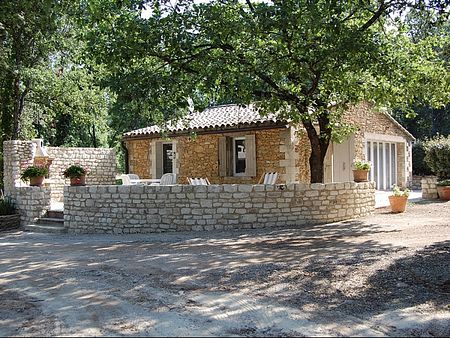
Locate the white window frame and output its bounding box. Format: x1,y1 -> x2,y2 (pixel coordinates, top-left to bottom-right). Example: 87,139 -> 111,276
233,137 -> 246,176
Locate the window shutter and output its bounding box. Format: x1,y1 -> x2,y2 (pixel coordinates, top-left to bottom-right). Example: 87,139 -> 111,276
155,141 -> 163,178
218,137 -> 227,177
219,136 -> 233,176
245,134 -> 256,176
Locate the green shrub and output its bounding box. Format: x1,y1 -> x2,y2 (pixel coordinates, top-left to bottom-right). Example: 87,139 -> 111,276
0,196 -> 16,216
412,141 -> 433,176
63,164 -> 87,178
424,135 -> 450,180
20,166 -> 49,182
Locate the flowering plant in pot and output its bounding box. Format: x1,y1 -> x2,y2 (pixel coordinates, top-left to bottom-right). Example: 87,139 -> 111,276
20,165 -> 49,187
388,185 -> 410,213
352,159 -> 371,182
63,164 -> 87,186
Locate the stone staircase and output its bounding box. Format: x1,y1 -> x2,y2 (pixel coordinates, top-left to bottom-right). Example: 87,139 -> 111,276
23,210 -> 67,234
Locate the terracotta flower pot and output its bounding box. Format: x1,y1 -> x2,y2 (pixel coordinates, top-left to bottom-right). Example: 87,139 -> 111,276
437,186 -> 450,200
70,175 -> 86,186
388,195 -> 408,213
353,169 -> 369,183
29,176 -> 45,187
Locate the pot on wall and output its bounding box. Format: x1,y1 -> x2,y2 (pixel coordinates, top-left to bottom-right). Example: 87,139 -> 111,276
70,175 -> 86,186
353,169 -> 369,183
29,176 -> 45,187
437,186 -> 450,200
388,195 -> 408,213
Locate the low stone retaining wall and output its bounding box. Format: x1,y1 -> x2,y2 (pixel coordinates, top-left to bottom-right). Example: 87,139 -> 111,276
64,182 -> 376,234
0,214 -> 21,231
422,176 -> 438,199
10,187 -> 52,225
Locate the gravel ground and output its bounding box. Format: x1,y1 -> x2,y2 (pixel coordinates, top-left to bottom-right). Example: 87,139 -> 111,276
0,199 -> 449,336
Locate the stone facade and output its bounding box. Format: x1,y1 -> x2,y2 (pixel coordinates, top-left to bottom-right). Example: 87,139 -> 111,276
64,182 -> 375,234
344,103 -> 414,187
127,128 -> 299,184
422,176 -> 438,199
124,103 -> 413,188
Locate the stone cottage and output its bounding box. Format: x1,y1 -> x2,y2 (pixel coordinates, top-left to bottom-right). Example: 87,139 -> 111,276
123,103 -> 414,190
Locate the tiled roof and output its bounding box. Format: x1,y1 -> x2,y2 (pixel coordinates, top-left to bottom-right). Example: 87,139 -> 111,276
123,104 -> 286,138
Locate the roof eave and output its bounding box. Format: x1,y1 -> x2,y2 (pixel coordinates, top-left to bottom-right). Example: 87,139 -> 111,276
122,121 -> 289,141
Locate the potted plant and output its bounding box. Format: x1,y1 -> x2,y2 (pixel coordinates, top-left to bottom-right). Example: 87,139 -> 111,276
352,159 -> 371,182
436,179 -> 450,200
63,164 -> 87,186
388,185 -> 410,213
0,196 -> 20,231
20,165 -> 49,187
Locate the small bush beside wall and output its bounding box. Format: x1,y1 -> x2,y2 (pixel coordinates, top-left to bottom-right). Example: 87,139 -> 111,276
424,136 -> 450,180
412,141 -> 433,176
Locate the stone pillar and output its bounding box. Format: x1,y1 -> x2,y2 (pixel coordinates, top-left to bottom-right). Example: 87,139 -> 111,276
421,176 -> 438,199
3,140 -> 35,196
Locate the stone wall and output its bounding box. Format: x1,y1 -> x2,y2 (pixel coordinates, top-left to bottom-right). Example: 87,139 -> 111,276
11,187 -> 52,225
64,182 -> 375,234
422,176 -> 438,199
3,141 -> 117,202
411,175 -> 424,190
46,146 -> 117,202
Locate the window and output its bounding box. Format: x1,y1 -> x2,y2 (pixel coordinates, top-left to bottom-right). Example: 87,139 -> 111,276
155,141 -> 174,178
219,134 -> 256,177
162,143 -> 173,174
233,137 -> 246,175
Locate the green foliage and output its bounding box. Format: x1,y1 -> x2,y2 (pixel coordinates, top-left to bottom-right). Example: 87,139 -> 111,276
424,135 -> 450,179
63,164 -> 87,178
437,179 -> 450,186
80,0 -> 450,182
20,165 -> 48,182
392,185 -> 410,197
353,159 -> 371,171
0,196 -> 16,216
412,141 -> 433,176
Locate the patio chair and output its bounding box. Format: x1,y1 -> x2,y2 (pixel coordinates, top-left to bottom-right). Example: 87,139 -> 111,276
120,174 -> 132,185
258,172 -> 278,185
160,173 -> 177,185
187,177 -> 210,185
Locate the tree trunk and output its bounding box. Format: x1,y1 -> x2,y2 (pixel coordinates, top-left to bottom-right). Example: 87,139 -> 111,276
302,112 -> 331,183
12,76 -> 29,140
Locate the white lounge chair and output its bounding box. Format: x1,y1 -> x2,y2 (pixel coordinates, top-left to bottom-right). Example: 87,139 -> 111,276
120,174 -> 132,185
160,173 -> 177,185
187,177 -> 210,185
258,172 -> 278,185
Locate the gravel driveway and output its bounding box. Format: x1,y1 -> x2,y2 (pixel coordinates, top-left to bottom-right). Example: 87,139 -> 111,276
0,200 -> 449,336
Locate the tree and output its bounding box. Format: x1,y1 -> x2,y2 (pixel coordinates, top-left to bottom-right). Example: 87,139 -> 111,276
0,0 -> 61,141
82,0 -> 450,182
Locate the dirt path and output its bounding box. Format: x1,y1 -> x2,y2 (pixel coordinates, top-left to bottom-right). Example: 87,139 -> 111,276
0,200 -> 449,336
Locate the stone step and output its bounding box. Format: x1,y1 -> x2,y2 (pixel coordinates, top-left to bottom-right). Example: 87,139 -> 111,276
37,217 -> 64,226
23,224 -> 67,234
47,210 -> 64,219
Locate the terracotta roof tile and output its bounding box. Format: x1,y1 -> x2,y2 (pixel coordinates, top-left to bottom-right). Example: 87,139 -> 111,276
123,104 -> 285,137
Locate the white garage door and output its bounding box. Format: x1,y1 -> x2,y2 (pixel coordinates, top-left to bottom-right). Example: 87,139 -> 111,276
366,141 -> 397,190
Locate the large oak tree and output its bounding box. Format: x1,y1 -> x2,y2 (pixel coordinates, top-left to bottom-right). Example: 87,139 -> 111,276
83,0 -> 450,182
